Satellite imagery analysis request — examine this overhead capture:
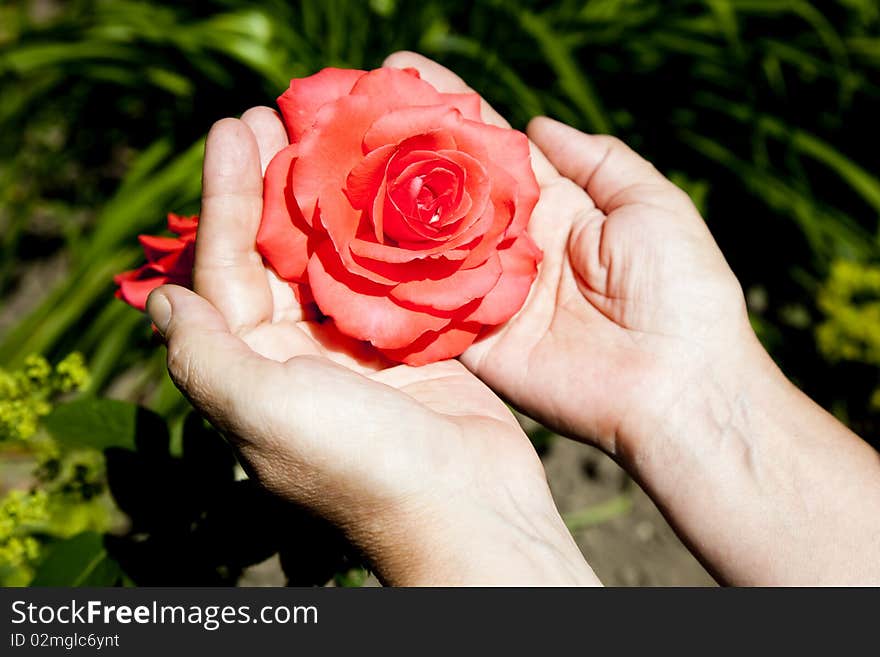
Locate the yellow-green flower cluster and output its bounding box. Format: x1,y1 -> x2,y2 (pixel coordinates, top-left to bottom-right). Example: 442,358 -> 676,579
0,353 -> 100,584
0,489 -> 48,573
0,353 -> 89,443
816,260 -> 880,365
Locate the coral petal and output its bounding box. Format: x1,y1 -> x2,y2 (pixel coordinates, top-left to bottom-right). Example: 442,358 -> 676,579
380,323 -> 481,365
256,144 -> 311,281
467,234 -> 541,325
391,254 -> 502,312
307,241 -> 448,349
277,68 -> 366,141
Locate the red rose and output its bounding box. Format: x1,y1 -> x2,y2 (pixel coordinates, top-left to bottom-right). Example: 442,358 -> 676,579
258,67 -> 541,365
114,213 -> 198,311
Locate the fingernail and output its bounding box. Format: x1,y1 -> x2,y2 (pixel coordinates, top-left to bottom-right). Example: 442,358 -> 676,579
146,291 -> 172,336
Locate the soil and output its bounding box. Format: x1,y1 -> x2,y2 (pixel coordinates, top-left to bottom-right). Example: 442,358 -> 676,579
542,437 -> 714,586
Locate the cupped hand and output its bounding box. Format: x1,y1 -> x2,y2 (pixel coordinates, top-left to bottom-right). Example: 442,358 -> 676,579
383,52 -> 758,459
146,112 -> 597,585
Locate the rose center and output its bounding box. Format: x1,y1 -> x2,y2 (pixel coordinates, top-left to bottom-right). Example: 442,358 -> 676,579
411,178 -> 446,224
390,167 -> 459,233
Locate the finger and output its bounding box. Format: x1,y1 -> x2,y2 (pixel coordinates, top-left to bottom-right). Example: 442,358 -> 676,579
383,51 -> 558,185
527,117 -> 693,215
194,118 -> 273,332
238,108 -> 303,324
147,285 -> 276,439
240,106 -> 289,175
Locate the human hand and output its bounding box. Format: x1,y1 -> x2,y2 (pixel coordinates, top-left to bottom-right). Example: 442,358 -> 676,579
146,113 -> 598,586
382,54 -> 880,586
382,53 -> 759,461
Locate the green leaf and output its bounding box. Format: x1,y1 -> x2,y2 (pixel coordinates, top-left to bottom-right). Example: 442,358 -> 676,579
334,567 -> 369,588
563,494 -> 633,532
44,398 -> 167,452
31,532 -> 122,587
517,8 -> 612,134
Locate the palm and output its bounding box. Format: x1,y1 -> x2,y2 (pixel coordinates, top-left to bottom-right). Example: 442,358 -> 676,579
227,278 -> 543,514
461,175 -> 658,445
462,146 -> 745,450
193,110 -> 538,487
242,265 -> 520,432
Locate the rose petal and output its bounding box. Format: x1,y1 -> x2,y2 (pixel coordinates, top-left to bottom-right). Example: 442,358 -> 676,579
317,185 -> 397,285
440,92 -> 483,121
363,106 -> 463,153
386,131 -> 458,158
292,95 -> 383,237
156,249 -> 194,278
385,157 -> 463,242
114,269 -> 171,311
277,68 -> 366,142
256,143 -> 311,282
379,322 -> 481,366
138,235 -> 188,262
345,143 -> 395,242
453,120 -> 539,239
391,253 -> 502,312
466,234 -> 541,325
459,163 -> 520,268
429,149 -> 489,233
350,252 -> 462,284
350,203 -> 495,264
166,213 -> 198,236
345,144 -> 395,211
307,241 -> 449,349
350,67 -> 445,109
292,281 -> 315,308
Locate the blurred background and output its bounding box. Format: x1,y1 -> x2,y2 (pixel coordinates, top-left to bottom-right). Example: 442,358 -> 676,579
1,0 -> 878,586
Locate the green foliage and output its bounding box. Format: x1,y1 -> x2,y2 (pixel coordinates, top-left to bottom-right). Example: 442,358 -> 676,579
0,352 -> 363,586
816,259 -> 880,416
334,567 -> 370,588
30,531 -> 123,587
0,353 -> 88,442
563,493 -> 633,532
0,352 -> 112,585
817,260 -> 880,366
45,398 -> 156,451
0,490 -> 48,585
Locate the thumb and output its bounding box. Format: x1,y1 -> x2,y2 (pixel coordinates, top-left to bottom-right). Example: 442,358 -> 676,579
146,285 -> 275,435
527,117 -> 692,216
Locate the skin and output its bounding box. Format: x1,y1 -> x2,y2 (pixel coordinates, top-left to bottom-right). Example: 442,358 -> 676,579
148,51 -> 880,586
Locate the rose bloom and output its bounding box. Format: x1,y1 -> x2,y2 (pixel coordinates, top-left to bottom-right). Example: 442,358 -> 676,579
259,66 -> 541,365
114,213 -> 198,311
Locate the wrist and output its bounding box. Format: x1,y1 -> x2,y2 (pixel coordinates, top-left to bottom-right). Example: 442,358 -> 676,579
617,324 -> 778,471
611,327 -> 880,584
355,484 -> 599,586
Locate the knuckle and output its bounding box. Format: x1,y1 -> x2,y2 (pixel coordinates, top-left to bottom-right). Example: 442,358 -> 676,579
594,135 -> 631,162
166,338 -> 211,403
602,134 -> 626,151
664,183 -> 699,213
